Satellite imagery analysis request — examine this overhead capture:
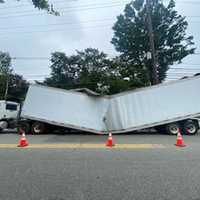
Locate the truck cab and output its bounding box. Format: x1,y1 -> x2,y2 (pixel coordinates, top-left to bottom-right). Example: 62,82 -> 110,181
0,100 -> 20,131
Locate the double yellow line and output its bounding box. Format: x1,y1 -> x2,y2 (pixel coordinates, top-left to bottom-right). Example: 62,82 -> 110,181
0,143 -> 165,149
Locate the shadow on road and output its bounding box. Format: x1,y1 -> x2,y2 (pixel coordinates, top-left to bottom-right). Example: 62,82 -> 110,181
1,128 -> 199,137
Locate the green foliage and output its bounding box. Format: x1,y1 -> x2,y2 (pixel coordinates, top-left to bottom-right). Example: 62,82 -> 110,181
7,74 -> 29,102
44,52 -> 80,89
111,0 -> 195,84
0,73 -> 29,102
0,51 -> 12,74
44,48 -> 134,94
0,0 -> 59,15
0,52 -> 28,101
0,75 -> 6,100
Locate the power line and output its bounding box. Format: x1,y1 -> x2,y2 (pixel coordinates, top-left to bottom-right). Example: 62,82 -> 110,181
0,19 -> 200,32
21,74 -> 50,77
0,19 -> 199,32
0,12 -> 199,21
11,53 -> 119,61
12,57 -> 50,60
176,1 -> 200,4
166,76 -> 194,79
0,0 -> 74,10
0,1 -> 199,17
187,21 -> 200,23
177,63 -> 200,66
166,78 -> 180,81
22,74 -> 198,78
0,24 -> 113,38
167,73 -> 198,76
14,71 -> 200,76
0,3 -> 125,20
187,16 -> 200,18
10,55 -> 200,62
0,18 -> 115,31
170,67 -> 200,70
13,68 -> 200,74
0,0 -> 128,10
0,1 -> 127,16
0,0 -> 199,11
0,17 -> 199,36
167,73 -> 199,76
16,72 -> 200,82
168,69 -> 200,72
0,0 -> 199,20
12,72 -> 200,82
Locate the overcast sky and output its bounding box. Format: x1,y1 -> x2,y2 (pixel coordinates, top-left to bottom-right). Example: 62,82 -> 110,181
0,0 -> 200,82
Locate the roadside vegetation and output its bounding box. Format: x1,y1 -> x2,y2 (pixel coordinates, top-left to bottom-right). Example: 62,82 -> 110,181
0,0 -> 195,99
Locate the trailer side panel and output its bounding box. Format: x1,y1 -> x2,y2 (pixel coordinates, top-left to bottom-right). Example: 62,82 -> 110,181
21,85 -> 109,133
105,77 -> 200,132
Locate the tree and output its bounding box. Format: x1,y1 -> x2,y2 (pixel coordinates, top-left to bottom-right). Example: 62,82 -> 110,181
109,56 -> 151,92
45,48 -> 111,92
44,48 -> 132,94
111,0 -> 195,85
44,52 -> 80,89
0,51 -> 12,74
75,48 -> 113,93
0,51 -> 12,99
7,74 -> 29,102
0,73 -> 28,102
0,52 -> 28,101
0,75 -> 6,99
0,0 -> 58,15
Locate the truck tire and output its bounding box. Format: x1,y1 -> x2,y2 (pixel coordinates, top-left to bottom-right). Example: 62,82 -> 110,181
183,120 -> 198,135
0,121 -> 8,133
0,120 -> 8,129
31,122 -> 46,134
166,123 -> 180,135
19,122 -> 31,134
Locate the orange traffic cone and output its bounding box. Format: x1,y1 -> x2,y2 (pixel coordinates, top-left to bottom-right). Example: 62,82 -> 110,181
18,130 -> 28,147
106,132 -> 115,147
175,129 -> 186,147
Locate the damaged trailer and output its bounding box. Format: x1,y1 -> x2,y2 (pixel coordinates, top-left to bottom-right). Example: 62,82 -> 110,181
19,76 -> 200,135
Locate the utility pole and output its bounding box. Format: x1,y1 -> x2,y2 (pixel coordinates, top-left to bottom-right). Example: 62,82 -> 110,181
146,0 -> 159,85
4,73 -> 9,100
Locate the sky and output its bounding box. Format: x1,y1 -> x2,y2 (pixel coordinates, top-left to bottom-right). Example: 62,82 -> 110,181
0,0 -> 200,82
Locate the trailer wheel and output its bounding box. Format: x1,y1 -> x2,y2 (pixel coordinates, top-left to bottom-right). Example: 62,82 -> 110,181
166,123 -> 180,135
31,122 -> 46,134
19,122 -> 30,134
183,120 -> 198,135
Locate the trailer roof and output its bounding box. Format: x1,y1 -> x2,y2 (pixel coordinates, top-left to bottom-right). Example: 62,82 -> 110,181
31,75 -> 200,99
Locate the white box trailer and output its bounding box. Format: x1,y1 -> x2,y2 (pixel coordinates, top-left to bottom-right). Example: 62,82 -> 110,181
21,85 -> 109,134
20,76 -> 200,135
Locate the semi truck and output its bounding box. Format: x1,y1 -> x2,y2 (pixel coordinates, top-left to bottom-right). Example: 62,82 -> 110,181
0,100 -> 20,132
1,75 -> 200,135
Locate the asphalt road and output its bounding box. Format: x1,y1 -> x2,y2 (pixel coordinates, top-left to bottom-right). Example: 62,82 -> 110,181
0,132 -> 200,200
